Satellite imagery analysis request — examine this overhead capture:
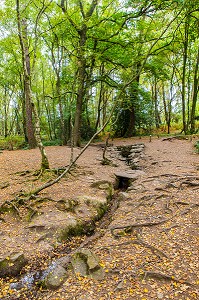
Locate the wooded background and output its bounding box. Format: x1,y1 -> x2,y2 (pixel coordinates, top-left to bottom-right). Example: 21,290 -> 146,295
0,0 -> 198,148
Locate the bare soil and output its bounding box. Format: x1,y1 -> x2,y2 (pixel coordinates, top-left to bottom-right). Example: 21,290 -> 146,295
0,136 -> 199,299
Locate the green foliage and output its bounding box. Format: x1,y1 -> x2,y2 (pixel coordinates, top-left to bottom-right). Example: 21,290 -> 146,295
195,141 -> 199,153
42,139 -> 62,146
80,120 -> 96,141
113,85 -> 154,137
0,136 -> 26,150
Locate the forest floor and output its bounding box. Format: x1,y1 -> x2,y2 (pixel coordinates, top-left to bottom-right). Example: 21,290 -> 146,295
0,136 -> 199,299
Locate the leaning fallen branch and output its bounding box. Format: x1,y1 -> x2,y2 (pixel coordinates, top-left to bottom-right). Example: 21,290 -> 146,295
31,120 -> 113,196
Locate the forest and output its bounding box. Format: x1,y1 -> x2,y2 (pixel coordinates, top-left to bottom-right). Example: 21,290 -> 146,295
0,0 -> 198,151
0,1 -> 199,299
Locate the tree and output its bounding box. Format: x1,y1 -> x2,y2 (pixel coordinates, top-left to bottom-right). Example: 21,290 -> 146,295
16,2 -> 37,148
16,0 -> 49,169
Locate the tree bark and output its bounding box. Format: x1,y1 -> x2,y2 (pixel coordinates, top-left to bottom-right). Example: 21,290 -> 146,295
32,103 -> 50,170
16,1 -> 37,148
125,64 -> 140,137
190,47 -> 199,133
181,17 -> 189,134
61,0 -> 98,146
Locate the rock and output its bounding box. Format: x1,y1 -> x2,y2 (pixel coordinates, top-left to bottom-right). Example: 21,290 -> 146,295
127,184 -> 147,193
0,252 -> 27,277
115,171 -> 139,189
45,264 -> 68,290
71,252 -> 88,276
115,172 -> 139,181
118,192 -> 129,201
55,199 -> 79,212
81,195 -> 108,211
130,148 -> 143,153
71,248 -> 105,280
131,143 -> 145,148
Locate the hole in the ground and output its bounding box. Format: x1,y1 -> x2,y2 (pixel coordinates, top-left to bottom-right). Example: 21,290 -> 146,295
115,174 -> 132,190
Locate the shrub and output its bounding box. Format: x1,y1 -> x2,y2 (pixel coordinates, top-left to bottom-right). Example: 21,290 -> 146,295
195,140 -> 199,153
0,136 -> 26,150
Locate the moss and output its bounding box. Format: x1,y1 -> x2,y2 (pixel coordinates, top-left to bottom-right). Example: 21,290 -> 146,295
59,223 -> 84,241
94,203 -> 108,221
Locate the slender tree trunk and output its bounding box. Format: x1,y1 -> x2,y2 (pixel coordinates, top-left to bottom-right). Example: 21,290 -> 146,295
50,35 -> 67,145
125,63 -> 140,137
16,0 -> 49,170
190,47 -> 199,133
181,18 -> 189,134
4,86 -> 8,138
153,76 -> 161,129
162,83 -> 170,134
56,76 -> 67,145
32,103 -> 50,170
16,2 -> 37,148
73,27 -> 87,147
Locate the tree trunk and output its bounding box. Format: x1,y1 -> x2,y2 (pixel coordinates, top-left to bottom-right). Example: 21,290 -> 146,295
162,83 -> 170,134
125,64 -> 140,137
73,27 -> 87,147
61,0 -> 98,147
153,76 -> 161,129
16,2 -> 37,148
181,17 -> 189,134
190,47 -> 199,133
16,0 -> 49,170
56,76 -> 67,145
32,103 -> 50,170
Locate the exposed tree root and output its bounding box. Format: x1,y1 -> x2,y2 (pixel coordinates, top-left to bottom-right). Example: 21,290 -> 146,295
143,270 -> 194,286
161,224 -> 180,233
102,238 -> 169,259
110,218 -> 172,237
110,203 -> 199,236
0,199 -> 21,217
109,227 -> 169,259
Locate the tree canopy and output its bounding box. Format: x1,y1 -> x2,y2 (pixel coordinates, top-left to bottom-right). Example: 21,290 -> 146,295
0,0 -> 198,148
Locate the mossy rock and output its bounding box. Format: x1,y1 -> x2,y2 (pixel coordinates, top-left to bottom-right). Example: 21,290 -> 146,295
90,180 -> 114,199
71,248 -> 105,280
59,222 -> 84,241
55,199 -> 79,212
44,265 -> 68,290
0,252 -> 27,277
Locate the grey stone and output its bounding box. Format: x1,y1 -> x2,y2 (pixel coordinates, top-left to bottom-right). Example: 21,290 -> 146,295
118,192 -> 129,201
0,252 -> 27,277
114,172 -> 139,181
45,264 -> 68,289
71,248 -> 105,280
130,148 -> 143,153
71,252 -> 88,276
131,143 -> 145,148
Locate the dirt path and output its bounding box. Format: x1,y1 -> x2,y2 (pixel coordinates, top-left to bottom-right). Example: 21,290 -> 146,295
0,136 -> 199,299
